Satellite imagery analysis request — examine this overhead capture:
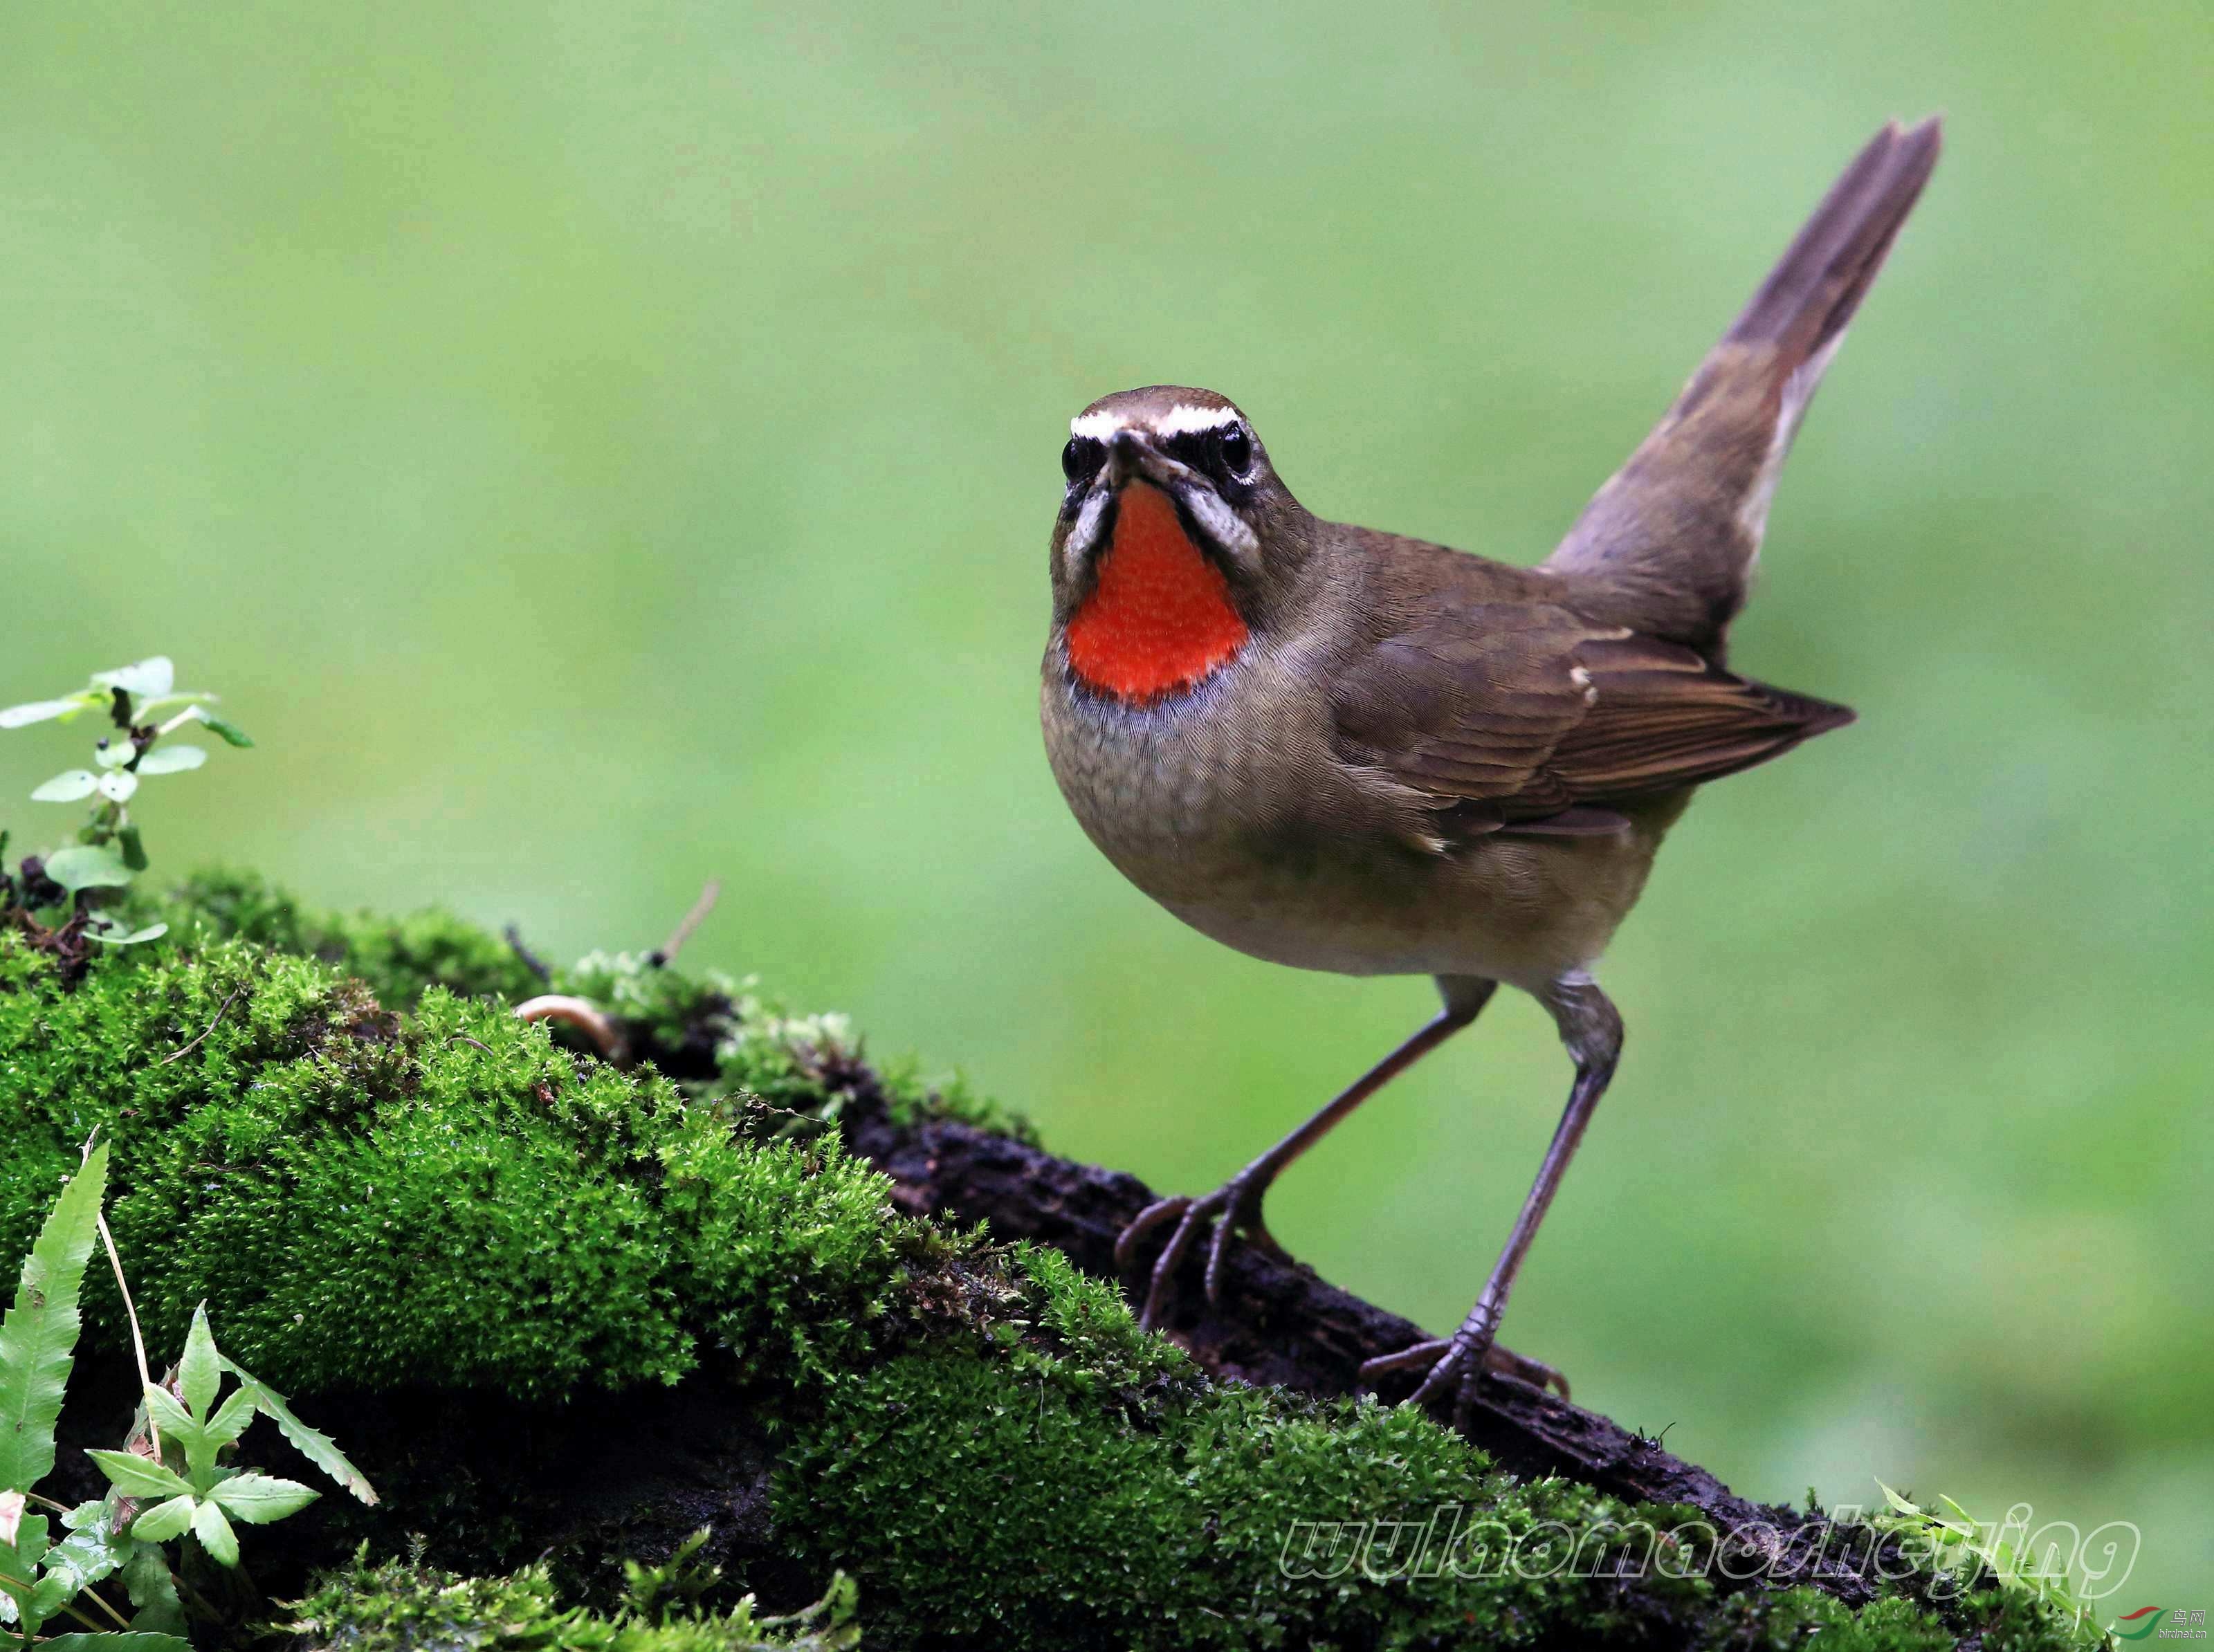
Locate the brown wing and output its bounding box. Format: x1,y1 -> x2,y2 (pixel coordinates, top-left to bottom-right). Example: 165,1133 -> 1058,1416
1330,603 -> 1853,838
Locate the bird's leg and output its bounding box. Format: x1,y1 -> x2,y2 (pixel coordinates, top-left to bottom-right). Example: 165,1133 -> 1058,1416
1117,976 -> 1497,1330
1360,971 -> 1622,1426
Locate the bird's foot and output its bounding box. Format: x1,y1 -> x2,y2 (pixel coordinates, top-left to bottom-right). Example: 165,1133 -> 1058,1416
1358,1307 -> 1571,1420
1114,1168 -> 1288,1330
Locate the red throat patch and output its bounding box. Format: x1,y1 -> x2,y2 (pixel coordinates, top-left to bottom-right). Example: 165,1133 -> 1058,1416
1065,483 -> 1250,703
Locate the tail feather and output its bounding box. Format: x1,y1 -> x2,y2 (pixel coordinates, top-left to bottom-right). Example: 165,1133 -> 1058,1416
1730,118 -> 1943,362
1543,118 -> 1941,656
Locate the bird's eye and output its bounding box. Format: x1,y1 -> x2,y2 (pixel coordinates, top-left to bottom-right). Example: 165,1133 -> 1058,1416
1218,424 -> 1253,476
1062,436 -> 1104,484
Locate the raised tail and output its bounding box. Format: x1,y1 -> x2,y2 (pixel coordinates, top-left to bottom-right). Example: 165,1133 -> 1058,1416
1544,118 -> 1941,655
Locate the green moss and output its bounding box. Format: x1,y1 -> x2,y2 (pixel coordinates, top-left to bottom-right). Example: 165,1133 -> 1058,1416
776,1241 -> 2090,1651
778,1251 -> 1702,1649
0,933 -> 911,1396
0,881 -> 2102,1651
558,947 -> 1030,1141
146,868 -> 547,1009
147,870 -> 1027,1139
285,1552 -> 858,1652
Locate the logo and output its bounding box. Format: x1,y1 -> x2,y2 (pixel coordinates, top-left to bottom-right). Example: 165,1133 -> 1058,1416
2112,1607 -> 2208,1642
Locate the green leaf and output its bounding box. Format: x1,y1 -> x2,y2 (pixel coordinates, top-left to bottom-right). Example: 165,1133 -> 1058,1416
91,659 -> 174,699
199,716 -> 253,749
39,1501 -> 129,1599
0,695 -> 100,729
116,827 -> 148,872
176,1307 -> 219,1422
118,1540 -> 183,1635
189,1498 -> 237,1566
1933,1493 -> 1977,1529
216,1359 -> 376,1505
8,1509 -> 51,1568
96,771 -> 138,803
60,1628 -> 194,1652
0,1146 -> 108,1492
132,694 -> 214,719
43,845 -> 133,894
138,1387 -> 203,1485
134,746 -> 205,777
29,1562 -> 75,1622
1875,1480 -> 1921,1518
199,1388 -> 255,1450
31,771 -> 100,803
123,1496 -> 194,1545
86,1451 -> 191,1502
206,1473 -> 317,1525
87,924 -> 168,948
141,1384 -> 192,1435
93,743 -> 136,771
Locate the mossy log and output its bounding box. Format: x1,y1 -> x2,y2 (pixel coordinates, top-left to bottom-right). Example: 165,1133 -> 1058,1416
0,873 -> 2087,1651
845,1091 -> 1784,1520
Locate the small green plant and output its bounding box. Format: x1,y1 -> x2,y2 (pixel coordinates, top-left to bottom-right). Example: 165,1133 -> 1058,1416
1,657 -> 251,951
621,1529 -> 725,1620
86,1303 -> 376,1567
616,1526 -> 859,1645
0,1145 -> 372,1652
1869,1482 -> 2108,1646
286,1548 -> 860,1652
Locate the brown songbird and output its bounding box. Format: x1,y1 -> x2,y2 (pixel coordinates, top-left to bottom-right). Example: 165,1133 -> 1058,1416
1039,120 -> 1941,1421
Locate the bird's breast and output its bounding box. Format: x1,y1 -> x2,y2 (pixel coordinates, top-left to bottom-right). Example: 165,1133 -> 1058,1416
1039,644 -> 1674,989
1063,484 -> 1250,704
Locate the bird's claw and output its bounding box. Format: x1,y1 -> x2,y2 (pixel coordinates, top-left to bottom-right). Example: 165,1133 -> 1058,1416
1357,1314 -> 1571,1419
1114,1173 -> 1282,1330
1479,1342 -> 1571,1400
1406,1328 -> 1490,1429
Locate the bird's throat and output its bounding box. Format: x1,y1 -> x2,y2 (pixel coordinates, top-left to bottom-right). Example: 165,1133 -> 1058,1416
1066,484 -> 1250,704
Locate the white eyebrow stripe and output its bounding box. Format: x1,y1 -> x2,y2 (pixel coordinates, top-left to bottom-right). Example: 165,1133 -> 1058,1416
1067,402 -> 1243,441
1155,402 -> 1241,436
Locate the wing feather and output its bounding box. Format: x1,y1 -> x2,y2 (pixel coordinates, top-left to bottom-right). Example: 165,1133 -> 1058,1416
1330,605 -> 1851,843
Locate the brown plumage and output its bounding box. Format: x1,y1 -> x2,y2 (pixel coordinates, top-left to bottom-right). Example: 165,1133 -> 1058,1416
1038,120 -> 1941,1422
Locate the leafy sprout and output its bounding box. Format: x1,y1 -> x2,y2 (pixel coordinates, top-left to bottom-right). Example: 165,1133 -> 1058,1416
1869,1482 -> 2109,1646
86,1306 -> 374,1567
1,657 -> 252,948
1,1150 -> 370,1652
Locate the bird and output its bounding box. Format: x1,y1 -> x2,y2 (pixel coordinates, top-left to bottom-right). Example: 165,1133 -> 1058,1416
1037,119 -> 1941,1424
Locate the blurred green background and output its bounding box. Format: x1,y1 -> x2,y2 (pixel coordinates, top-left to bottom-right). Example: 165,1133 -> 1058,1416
6,0 -> 2208,1608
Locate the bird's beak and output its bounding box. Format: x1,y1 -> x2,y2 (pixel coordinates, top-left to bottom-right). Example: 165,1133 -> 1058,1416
1064,431 -> 1178,578
1059,425 -> 1262,585
1101,428 -> 1175,494
1110,428 -> 1262,572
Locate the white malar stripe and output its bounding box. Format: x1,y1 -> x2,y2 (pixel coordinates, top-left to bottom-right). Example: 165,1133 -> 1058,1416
1184,482 -> 1259,565
1063,488 -> 1109,569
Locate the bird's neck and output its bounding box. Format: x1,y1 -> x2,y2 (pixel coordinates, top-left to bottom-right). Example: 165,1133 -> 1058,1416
1066,484 -> 1250,704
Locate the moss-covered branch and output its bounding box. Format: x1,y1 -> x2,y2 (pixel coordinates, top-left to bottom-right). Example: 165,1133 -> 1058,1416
0,873 -> 2096,1650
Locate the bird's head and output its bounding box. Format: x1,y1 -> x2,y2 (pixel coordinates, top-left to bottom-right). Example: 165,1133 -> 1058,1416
1047,387 -> 1313,705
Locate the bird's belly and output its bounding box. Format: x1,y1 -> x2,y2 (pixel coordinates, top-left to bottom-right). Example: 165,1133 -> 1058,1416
1155,827 -> 1667,989
1042,670 -> 1674,991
